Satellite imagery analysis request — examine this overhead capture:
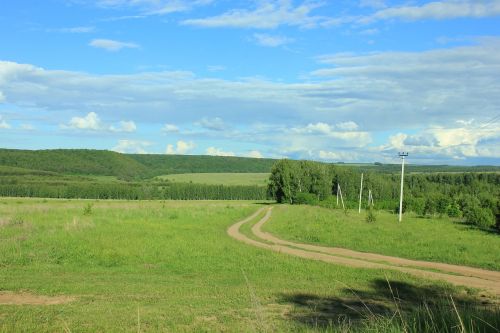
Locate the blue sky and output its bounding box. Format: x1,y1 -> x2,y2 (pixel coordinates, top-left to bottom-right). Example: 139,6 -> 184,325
1,0 -> 500,165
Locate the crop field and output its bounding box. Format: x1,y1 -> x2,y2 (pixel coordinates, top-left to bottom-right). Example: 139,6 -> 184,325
0,198 -> 499,332
157,173 -> 270,186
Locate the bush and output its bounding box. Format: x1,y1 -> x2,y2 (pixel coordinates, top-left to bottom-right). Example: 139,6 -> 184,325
294,192 -> 319,205
446,202 -> 462,218
464,204 -> 494,228
365,208 -> 376,223
83,203 -> 93,216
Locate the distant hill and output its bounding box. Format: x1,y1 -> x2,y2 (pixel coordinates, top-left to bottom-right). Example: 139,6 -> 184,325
0,149 -> 497,180
129,154 -> 276,175
0,149 -> 276,179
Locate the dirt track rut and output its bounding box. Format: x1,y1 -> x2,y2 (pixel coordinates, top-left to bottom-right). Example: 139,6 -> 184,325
228,207 -> 500,296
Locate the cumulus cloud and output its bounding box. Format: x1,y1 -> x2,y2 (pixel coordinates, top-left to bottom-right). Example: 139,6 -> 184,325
182,0 -> 323,29
205,147 -> 235,156
161,123 -> 179,133
166,140 -> 195,154
379,124 -> 500,160
67,112 -> 102,130
0,115 -> 10,129
113,139 -> 152,154
110,120 -> 136,132
89,39 -> 139,51
253,34 -> 294,47
62,112 -> 136,132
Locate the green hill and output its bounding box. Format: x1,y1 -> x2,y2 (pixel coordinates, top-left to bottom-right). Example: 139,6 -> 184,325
0,149 -> 148,180
0,149 -> 276,179
129,154 -> 276,175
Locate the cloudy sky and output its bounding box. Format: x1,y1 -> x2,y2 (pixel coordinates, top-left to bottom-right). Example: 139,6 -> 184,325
1,0 -> 500,165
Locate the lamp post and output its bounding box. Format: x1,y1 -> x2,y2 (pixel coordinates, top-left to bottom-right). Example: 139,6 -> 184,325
398,152 -> 408,222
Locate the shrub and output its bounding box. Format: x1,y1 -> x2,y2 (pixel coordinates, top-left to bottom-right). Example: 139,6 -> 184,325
446,202 -> 462,218
83,203 -> 93,216
464,204 -> 494,228
365,208 -> 376,223
294,192 -> 319,205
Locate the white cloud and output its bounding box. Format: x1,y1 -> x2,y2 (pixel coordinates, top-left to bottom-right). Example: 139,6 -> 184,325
0,115 -> 10,129
63,112 -> 136,132
89,39 -> 139,51
359,0 -> 386,9
110,120 -> 136,132
206,147 -> 235,157
319,150 -> 359,162
1,37 -> 500,164
253,34 -> 294,47
246,150 -> 263,158
161,123 -> 179,133
56,26 -> 95,33
336,121 -> 359,131
113,139 -> 152,154
67,112 -> 102,130
358,1 -> 500,24
380,124 -> 500,160
182,0 -> 323,29
197,117 -> 226,131
96,0 -> 213,16
166,140 -> 195,154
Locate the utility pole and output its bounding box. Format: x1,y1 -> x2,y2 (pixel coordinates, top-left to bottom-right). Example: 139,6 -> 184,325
398,152 -> 408,222
358,173 -> 364,213
336,183 -> 339,207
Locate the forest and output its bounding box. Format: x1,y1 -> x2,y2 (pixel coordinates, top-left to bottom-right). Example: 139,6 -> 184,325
268,159 -> 500,230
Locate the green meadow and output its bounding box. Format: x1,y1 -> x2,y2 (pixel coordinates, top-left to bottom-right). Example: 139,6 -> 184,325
263,205 -> 500,270
0,198 -> 498,332
157,172 -> 270,186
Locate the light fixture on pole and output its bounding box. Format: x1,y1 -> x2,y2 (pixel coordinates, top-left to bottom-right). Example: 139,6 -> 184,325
398,152 -> 408,222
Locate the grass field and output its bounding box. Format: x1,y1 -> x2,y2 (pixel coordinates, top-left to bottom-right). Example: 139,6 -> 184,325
263,205 -> 500,270
157,172 -> 270,186
0,198 -> 498,332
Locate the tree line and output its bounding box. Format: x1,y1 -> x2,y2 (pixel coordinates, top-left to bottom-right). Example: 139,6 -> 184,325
268,159 -> 500,229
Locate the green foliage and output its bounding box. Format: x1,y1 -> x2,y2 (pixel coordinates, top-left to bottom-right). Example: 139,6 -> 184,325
365,207 -> 376,223
294,192 -> 319,205
268,159 -> 500,224
83,203 -> 93,216
463,204 -> 495,229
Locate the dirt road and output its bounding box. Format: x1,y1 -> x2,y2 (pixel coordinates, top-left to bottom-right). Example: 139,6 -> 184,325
228,207 -> 500,296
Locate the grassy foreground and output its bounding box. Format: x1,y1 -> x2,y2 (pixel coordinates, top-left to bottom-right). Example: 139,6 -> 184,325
0,198 -> 498,332
157,173 -> 270,186
263,205 -> 500,270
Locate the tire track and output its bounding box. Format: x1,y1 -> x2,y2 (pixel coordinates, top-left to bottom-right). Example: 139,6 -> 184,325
228,207 -> 500,296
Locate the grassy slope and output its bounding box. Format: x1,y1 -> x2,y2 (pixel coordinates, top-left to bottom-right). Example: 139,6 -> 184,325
157,173 -> 270,186
263,205 -> 500,270
0,149 -> 148,179
1,199 -> 497,332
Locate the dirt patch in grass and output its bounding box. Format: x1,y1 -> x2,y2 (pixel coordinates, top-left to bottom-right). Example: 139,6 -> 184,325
0,291 -> 75,305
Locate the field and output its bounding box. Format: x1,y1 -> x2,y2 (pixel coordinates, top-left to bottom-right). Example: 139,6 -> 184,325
1,198 -> 499,332
157,173 -> 270,186
263,205 -> 500,270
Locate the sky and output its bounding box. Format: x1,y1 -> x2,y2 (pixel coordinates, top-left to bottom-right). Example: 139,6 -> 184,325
1,0 -> 500,165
